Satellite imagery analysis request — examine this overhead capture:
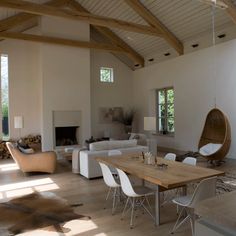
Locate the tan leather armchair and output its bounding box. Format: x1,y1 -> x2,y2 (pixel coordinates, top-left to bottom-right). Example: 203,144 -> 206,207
6,142 -> 57,174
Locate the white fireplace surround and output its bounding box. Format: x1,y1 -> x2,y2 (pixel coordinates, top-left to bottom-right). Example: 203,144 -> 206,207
53,110 -> 82,147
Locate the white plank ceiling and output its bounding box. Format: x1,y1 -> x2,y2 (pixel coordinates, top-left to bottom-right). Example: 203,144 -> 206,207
0,0 -> 236,67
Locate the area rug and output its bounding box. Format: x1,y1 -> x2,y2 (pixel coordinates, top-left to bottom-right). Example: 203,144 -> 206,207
217,171 -> 236,194
0,192 -> 90,235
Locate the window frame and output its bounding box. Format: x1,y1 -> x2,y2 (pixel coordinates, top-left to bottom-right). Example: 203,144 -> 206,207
100,67 -> 114,83
1,54 -> 10,140
156,86 -> 175,136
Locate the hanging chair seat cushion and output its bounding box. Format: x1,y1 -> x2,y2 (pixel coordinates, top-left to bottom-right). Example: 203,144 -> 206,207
199,143 -> 222,156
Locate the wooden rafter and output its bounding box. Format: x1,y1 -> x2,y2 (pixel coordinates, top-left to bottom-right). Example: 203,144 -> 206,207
0,0 -> 69,32
125,0 -> 183,55
0,0 -> 162,37
222,0 -> 236,24
68,0 -> 144,67
0,31 -> 128,53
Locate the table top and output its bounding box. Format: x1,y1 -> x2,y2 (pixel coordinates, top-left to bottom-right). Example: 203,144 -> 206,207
195,191 -> 236,232
96,155 -> 224,189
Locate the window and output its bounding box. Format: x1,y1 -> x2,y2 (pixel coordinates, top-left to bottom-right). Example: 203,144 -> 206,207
1,55 -> 9,140
100,67 -> 114,83
156,87 -> 174,135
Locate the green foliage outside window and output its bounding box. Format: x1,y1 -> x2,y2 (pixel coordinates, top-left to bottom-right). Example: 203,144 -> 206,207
100,67 -> 114,83
157,88 -> 174,134
2,103 -> 8,118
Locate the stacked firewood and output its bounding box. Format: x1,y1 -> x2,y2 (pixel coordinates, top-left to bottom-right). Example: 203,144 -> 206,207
0,135 -> 41,159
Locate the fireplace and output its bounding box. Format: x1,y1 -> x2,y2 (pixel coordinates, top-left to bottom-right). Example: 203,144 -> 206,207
55,126 -> 79,146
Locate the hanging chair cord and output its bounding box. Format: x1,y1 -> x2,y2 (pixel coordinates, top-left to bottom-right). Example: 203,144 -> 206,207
211,1 -> 217,108
211,1 -> 216,46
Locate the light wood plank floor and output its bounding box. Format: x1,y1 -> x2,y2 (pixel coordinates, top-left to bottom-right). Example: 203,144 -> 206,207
0,156 -> 235,236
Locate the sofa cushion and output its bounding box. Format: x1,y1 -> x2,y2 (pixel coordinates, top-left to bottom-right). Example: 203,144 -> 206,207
89,140 -> 138,151
129,133 -> 147,146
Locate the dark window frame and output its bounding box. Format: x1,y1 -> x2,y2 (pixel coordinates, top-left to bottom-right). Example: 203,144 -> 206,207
156,87 -> 175,136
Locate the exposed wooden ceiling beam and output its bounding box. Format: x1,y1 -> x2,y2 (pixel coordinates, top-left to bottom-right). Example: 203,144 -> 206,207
222,0 -> 236,24
125,0 -> 183,55
0,31 -> 129,54
68,0 -> 144,67
0,0 -> 162,37
0,0 -> 69,32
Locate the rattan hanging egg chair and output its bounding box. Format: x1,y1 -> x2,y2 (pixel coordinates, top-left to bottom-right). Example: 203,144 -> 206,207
198,108 -> 231,162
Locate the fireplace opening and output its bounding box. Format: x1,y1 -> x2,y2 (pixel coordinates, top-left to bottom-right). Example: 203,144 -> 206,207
55,126 -> 79,146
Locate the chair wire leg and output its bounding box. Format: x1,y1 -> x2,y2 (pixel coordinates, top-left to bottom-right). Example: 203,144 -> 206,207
171,206 -> 186,233
145,196 -> 153,213
104,187 -> 112,209
190,216 -> 194,236
189,210 -> 195,236
130,198 -> 135,229
141,199 -> 155,221
119,187 -> 122,202
121,197 -> 130,220
106,187 -> 111,201
112,187 -> 117,215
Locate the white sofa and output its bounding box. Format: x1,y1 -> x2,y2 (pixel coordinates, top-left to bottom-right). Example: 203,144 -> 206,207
79,140 -> 148,179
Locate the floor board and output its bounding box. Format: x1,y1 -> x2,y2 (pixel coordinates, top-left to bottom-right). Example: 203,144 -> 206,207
0,156 -> 234,236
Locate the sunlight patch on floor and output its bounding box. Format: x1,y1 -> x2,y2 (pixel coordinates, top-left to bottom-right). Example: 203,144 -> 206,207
34,183 -> 59,192
224,180 -> 236,186
0,163 -> 19,172
63,219 -> 98,235
17,230 -> 61,235
6,187 -> 34,198
0,178 -> 60,200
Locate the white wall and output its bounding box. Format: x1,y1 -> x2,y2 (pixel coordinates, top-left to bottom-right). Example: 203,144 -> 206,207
133,39 -> 236,158
0,30 -> 41,139
90,51 -> 133,138
40,17 -> 91,151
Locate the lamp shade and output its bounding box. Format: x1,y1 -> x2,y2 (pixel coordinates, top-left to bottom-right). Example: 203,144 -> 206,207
144,117 -> 156,131
14,116 -> 23,129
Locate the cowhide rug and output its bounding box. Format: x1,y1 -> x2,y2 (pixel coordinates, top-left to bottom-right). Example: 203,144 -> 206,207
217,171 -> 236,194
0,192 -> 90,235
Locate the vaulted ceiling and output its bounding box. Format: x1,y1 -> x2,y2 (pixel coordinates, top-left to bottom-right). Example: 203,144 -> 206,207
0,0 -> 236,70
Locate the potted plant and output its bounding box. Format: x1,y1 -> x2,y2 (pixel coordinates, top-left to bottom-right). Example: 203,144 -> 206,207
120,108 -> 136,133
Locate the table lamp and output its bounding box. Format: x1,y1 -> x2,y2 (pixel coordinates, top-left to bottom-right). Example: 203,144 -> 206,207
14,116 -> 23,139
144,117 -> 156,155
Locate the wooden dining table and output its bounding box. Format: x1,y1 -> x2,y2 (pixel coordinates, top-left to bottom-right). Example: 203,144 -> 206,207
96,155 -> 224,226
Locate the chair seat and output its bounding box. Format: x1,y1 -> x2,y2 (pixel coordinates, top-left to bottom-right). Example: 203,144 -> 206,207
133,186 -> 154,197
172,195 -> 192,207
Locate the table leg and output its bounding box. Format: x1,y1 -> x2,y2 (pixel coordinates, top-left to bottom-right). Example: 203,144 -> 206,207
155,185 -> 160,226
181,185 -> 187,217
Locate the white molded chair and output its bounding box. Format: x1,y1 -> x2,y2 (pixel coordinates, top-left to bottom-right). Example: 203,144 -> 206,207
164,153 -> 176,161
117,168 -> 154,228
162,153 -> 176,206
182,157 -> 197,166
171,177 -> 217,235
108,150 -> 122,175
99,162 -> 121,215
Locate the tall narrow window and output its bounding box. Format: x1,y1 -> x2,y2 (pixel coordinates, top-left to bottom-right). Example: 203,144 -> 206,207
156,87 -> 174,135
1,55 -> 9,140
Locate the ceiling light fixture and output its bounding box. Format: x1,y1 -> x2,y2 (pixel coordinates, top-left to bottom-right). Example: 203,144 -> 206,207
164,53 -> 170,56
192,43 -> 199,48
198,0 -> 228,9
217,33 -> 226,38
